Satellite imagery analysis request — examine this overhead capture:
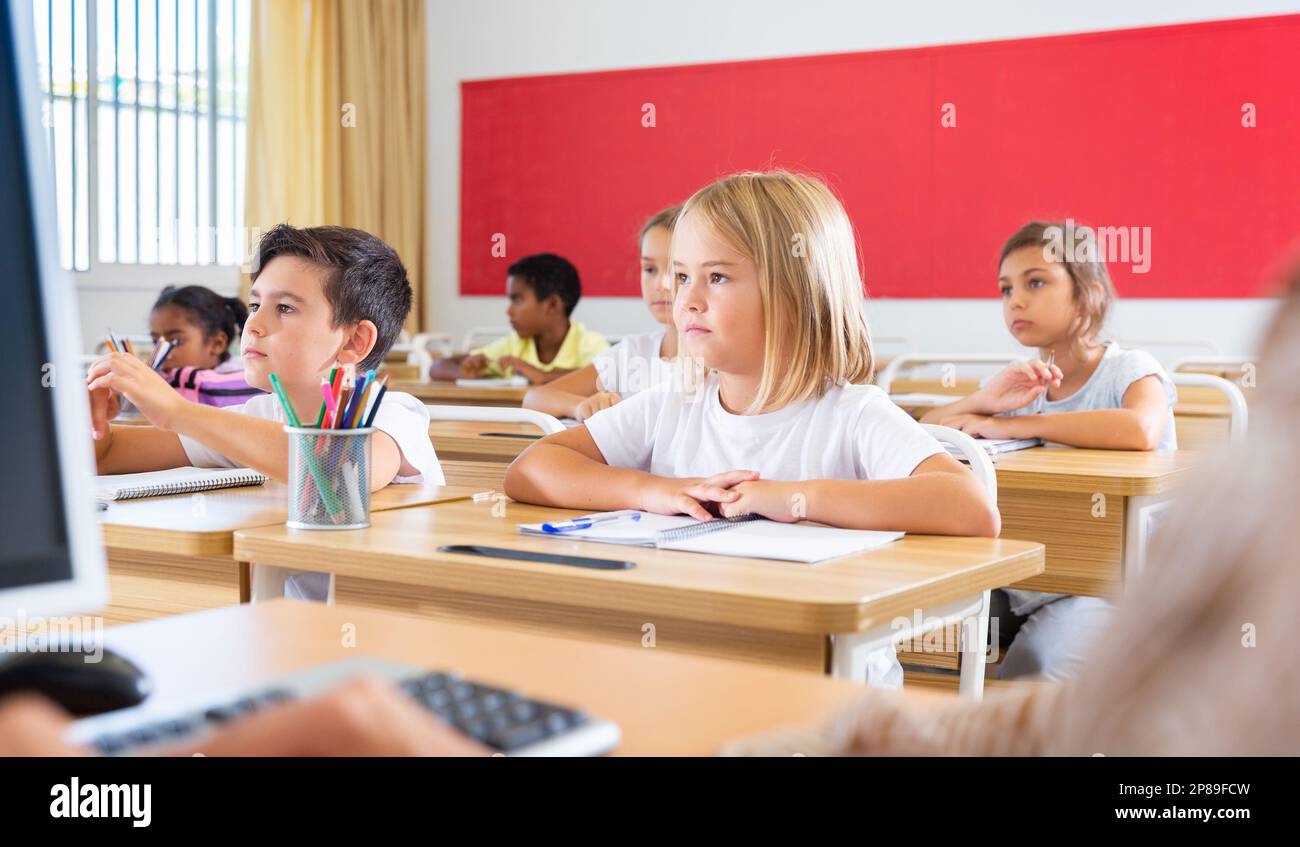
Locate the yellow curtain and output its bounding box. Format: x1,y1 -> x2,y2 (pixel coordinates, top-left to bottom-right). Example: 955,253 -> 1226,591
243,0 -> 426,332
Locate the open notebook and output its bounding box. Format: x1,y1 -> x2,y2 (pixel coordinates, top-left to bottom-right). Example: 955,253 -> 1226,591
946,437 -> 1041,458
518,510 -> 903,563
96,467 -> 269,502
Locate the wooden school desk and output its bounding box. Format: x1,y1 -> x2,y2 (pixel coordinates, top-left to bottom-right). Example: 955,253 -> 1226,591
98,482 -> 483,626
428,419 -> 541,463
428,421 -> 538,492
389,379 -> 529,407
992,447 -> 1195,596
99,599 -> 882,756
1170,402 -> 1234,450
233,499 -> 1044,697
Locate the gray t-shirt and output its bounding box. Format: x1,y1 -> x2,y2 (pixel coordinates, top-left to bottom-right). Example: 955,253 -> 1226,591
997,342 -> 1178,616
1003,342 -> 1178,452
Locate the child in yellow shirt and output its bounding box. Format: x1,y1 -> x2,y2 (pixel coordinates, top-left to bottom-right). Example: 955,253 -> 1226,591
429,253 -> 607,384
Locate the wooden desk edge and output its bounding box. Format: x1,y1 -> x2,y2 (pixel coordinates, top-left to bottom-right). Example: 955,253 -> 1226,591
232,532 -> 1046,635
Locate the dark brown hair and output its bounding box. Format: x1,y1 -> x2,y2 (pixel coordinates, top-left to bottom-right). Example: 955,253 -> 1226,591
152,284 -> 248,362
250,224 -> 412,371
1000,221 -> 1116,348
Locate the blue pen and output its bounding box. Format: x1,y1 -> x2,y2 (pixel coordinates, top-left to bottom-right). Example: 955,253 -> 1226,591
542,512 -> 642,533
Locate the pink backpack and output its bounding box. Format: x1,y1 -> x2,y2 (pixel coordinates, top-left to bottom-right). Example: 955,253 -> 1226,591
165,365 -> 265,408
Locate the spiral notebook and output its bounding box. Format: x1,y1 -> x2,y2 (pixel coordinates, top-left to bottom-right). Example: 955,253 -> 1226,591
96,467 -> 269,502
517,510 -> 903,563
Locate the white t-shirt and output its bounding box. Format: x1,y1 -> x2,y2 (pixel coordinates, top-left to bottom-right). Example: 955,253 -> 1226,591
178,390 -> 445,485
585,373 -> 945,482
592,330 -> 675,397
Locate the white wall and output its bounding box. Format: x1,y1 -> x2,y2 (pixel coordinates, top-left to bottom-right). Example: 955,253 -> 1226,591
76,264 -> 240,354
425,0 -> 1296,360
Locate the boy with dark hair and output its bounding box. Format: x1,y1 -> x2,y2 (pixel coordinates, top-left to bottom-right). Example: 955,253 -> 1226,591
88,224 -> 442,490
429,253 -> 607,385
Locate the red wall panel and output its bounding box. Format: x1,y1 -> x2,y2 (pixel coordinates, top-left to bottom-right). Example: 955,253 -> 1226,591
461,15 -> 1300,299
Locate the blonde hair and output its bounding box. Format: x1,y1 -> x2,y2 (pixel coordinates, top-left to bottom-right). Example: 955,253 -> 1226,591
676,171 -> 874,413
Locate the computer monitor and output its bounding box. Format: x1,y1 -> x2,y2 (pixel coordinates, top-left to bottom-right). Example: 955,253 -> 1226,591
0,0 -> 107,622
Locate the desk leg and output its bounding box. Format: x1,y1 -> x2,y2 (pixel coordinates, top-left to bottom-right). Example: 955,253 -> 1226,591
957,590 -> 990,702
250,564 -> 337,605
832,593 -> 990,700
250,564 -> 289,602
1123,493 -> 1176,583
828,627 -> 892,683
239,560 -> 251,603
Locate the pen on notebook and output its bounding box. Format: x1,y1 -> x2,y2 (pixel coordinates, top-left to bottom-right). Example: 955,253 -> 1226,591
542,512 -> 643,533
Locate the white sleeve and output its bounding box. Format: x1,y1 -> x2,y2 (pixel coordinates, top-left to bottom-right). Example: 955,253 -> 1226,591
369,392 -> 444,484
583,387 -> 663,470
855,394 -> 946,480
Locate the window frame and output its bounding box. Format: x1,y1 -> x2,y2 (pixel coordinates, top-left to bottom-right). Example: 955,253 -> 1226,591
38,0 -> 248,288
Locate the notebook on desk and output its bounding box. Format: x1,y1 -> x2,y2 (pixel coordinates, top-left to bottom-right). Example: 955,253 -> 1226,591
518,510 -> 903,563
946,437 -> 1042,459
889,392 -> 964,406
96,467 -> 269,501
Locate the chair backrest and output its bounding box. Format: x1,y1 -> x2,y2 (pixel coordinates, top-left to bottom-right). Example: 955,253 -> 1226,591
425,404 -> 566,435
870,335 -> 918,356
1172,372 -> 1248,446
876,353 -> 1024,395
1171,355 -> 1254,379
410,331 -> 456,357
920,424 -> 997,501
462,326 -> 511,353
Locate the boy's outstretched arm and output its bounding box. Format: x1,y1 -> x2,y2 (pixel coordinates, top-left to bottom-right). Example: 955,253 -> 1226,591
88,353 -> 402,489
93,425 -> 191,475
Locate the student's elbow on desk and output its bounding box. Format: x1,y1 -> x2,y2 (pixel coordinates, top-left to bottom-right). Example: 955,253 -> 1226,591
503,446 -> 549,503
969,490 -> 1002,538
1128,412 -> 1169,451
941,468 -> 1001,537
938,471 -> 1001,537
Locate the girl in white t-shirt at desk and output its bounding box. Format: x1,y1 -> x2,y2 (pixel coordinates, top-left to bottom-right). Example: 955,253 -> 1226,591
505,171 -> 1000,688
524,205 -> 683,421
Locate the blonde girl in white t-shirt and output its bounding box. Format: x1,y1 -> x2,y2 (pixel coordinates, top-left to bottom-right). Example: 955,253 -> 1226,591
506,172 -> 998,687
524,205 -> 683,421
506,171 -> 997,537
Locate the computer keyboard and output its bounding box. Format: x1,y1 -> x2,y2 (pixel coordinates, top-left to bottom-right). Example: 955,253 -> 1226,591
67,658 -> 621,757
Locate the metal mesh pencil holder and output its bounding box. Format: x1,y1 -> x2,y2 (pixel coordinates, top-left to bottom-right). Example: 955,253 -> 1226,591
284,426 -> 374,530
